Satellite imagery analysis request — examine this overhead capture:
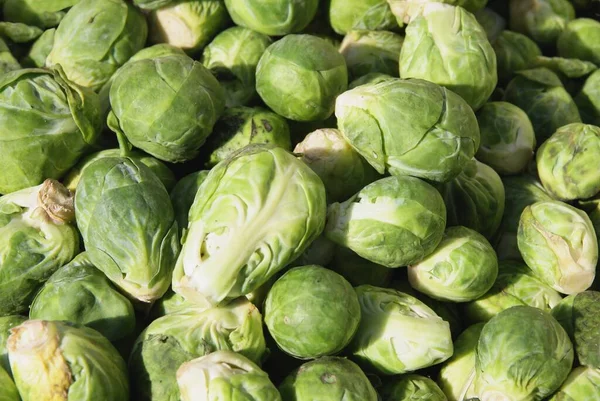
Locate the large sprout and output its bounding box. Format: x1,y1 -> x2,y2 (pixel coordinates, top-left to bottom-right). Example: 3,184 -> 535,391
329,0 -> 397,35
517,200 -> 598,294
509,0 -> 575,46
173,145 -> 326,305
0,180 -> 79,316
350,285 -> 453,375
326,176 -> 446,268
339,30 -> 403,79
335,78 -> 480,182
557,18 -> 600,65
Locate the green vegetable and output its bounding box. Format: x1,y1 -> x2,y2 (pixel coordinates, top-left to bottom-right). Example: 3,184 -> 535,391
493,30 -> 543,84
339,30 -> 403,79
475,7 -> 506,42
509,0 -> 575,46
329,0 -> 397,35
170,170 -> 210,235
548,366 -> 600,400
0,365 -> 19,401
381,374 -> 447,401
0,316 -> 26,376
328,246 -> 393,287
557,18 -> 600,64
576,69 -> 600,126
20,27 -> 54,68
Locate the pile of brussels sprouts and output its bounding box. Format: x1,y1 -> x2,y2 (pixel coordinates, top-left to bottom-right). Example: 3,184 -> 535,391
0,0 -> 599,400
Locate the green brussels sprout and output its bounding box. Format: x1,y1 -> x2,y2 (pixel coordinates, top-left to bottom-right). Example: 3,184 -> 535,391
438,323 -> 484,401
326,176 -> 447,268
408,226 -> 499,302
493,30 -> 543,84
509,0 -> 575,46
108,54 -> 226,163
464,260 -> 563,324
475,102 -> 536,176
537,123 -> 600,201
129,298 -> 267,401
336,78 -> 480,182
8,320 -> 129,401
503,68 -> 581,144
2,0 -> 74,28
173,145 -> 326,305
381,374 -> 447,401
517,200 -> 598,294
288,234 -> 336,268
437,159 -> 505,240
350,285 -> 453,375
399,4 -> 497,110
0,37 -> 19,73
552,291 -> 600,368
149,0 -> 229,54
224,0 -> 318,36
46,0 -> 148,91
0,316 -> 26,376
177,351 -> 281,401
0,365 -> 19,401
475,306 -> 574,400
256,34 -> 348,122
329,0 -> 397,35
170,170 -> 210,235
204,107 -> 291,168
474,7 -> 506,42
576,69 -> 600,126
20,27 -> 54,68
495,175 -> 554,260
548,366 -> 600,400
279,357 -> 378,401
557,18 -> 600,65
75,156 -> 180,304
264,265 -> 360,359
348,72 -> 394,89
294,128 -> 379,202
0,180 -> 79,316
339,30 -> 403,79
202,27 -> 272,107
0,67 -> 102,194
28,252 -> 135,342
328,246 -> 393,287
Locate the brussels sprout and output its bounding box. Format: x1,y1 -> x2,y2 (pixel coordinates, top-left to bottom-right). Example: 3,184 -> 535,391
173,145 -> 326,305
8,320 -> 129,401
408,226 -> 498,302
28,252 -> 135,342
20,27 -> 54,68
204,107 -> 291,168
294,129 -> 379,202
328,246 -> 393,287
476,306 -> 574,400
438,159 -> 505,240
548,366 -> 600,400
288,234 -> 336,268
509,0 -> 575,46
339,30 -> 403,79
350,285 -> 453,375
438,323 -> 484,401
177,351 -> 281,401
552,291 -> 600,368
464,260 -> 563,323
0,180 -> 79,316
493,30 -> 543,84
149,0 -> 229,54
256,34 -> 348,122
399,4 -> 497,110
2,0 -> 72,28
381,374 -> 447,401
279,357 -> 378,401
475,102 -> 536,176
0,67 -> 101,194
503,68 -> 581,144
170,170 -> 210,234
517,200 -> 598,294
264,265 -> 360,359
108,54 -> 226,163
326,176 -> 446,268
75,156 -> 180,304
495,175 -> 554,260
474,8 -> 506,43
46,0 -> 148,91
329,0 -> 397,35
224,0 -> 318,36
336,79 -> 480,182
0,316 -> 26,376
537,123 -> 600,201
576,69 -> 600,126
0,37 -> 19,73
348,72 -> 394,89
129,298 -> 267,401
202,27 -> 272,107
0,365 -> 18,401
557,18 -> 600,65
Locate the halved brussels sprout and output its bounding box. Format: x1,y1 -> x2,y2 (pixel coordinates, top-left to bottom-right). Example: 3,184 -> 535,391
509,0 -> 575,46
492,30 -> 542,84
339,30 -> 403,79
381,374 -> 447,401
170,170 -> 210,235
350,285 -> 453,375
548,366 -> 600,400
336,78 -> 480,182
557,18 -> 600,65
279,357 -> 378,401
328,246 -> 392,287
264,265 -> 360,359
329,0 -> 397,35
476,306 -> 573,400
173,145 -> 326,305
326,176 -> 446,268
518,200 -> 598,294
8,320 -> 129,401
177,351 -> 281,401
576,69 -> 600,126
256,34 -> 348,122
